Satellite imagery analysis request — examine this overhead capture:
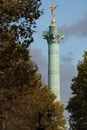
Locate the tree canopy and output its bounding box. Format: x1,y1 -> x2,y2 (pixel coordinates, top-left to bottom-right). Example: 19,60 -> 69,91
66,51 -> 87,130
0,1 -> 66,129
0,42 -> 66,130
0,42 -> 41,88
0,0 -> 43,47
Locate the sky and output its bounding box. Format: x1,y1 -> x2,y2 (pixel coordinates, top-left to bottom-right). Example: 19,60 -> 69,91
30,0 -> 87,118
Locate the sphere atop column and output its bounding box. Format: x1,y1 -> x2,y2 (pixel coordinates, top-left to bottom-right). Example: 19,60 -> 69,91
51,18 -> 56,24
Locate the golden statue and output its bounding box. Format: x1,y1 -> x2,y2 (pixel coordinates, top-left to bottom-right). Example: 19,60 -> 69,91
49,4 -> 58,18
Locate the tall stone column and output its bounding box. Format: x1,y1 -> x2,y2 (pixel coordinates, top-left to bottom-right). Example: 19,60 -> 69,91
43,22 -> 64,101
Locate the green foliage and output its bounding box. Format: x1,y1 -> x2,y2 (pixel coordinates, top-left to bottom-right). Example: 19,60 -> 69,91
0,0 -> 43,47
66,51 -> 87,130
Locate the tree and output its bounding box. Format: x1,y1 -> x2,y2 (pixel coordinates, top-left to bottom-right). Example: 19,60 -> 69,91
0,1 -> 66,129
0,42 -> 41,88
0,42 -> 66,129
66,51 -> 87,130
0,0 -> 43,47
3,86 -> 66,130
0,41 -> 42,128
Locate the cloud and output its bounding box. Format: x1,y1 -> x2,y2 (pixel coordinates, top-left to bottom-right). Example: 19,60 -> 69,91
60,63 -> 76,103
60,63 -> 76,117
61,13 -> 87,39
60,52 -> 74,64
60,52 -> 76,104
30,47 -> 48,83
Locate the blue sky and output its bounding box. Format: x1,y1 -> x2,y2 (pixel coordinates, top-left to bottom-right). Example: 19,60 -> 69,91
30,0 -> 87,117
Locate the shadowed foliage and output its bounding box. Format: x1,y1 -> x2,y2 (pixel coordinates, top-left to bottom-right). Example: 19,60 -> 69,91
0,1 -> 66,129
0,0 -> 43,47
0,42 -> 66,130
66,51 -> 87,130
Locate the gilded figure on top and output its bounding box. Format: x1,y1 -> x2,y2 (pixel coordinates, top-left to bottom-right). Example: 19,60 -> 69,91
49,4 -> 58,18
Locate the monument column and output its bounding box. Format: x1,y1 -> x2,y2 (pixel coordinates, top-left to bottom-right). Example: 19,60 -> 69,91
43,4 -> 64,101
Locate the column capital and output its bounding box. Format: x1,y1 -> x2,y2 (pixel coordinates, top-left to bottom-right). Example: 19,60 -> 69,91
43,31 -> 64,43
